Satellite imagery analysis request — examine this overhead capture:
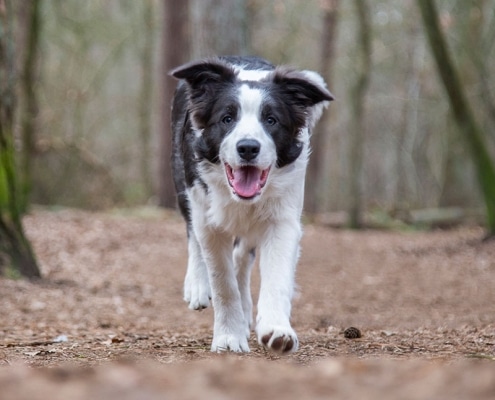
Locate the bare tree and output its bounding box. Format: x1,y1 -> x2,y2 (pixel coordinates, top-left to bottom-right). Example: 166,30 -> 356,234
305,0 -> 340,215
190,0 -> 250,58
159,0 -> 190,208
19,0 -> 41,203
417,0 -> 495,237
461,0 -> 495,134
347,0 -> 372,228
138,0 -> 155,196
0,0 -> 40,278
395,5 -> 424,211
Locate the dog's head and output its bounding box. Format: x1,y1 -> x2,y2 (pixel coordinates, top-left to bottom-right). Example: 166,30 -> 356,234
171,58 -> 333,201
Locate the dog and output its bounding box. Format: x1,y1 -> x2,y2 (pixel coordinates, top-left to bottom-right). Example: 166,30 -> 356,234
170,56 -> 333,353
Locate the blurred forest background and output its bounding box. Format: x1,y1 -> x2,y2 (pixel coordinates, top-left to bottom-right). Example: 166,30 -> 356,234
5,0 -> 495,223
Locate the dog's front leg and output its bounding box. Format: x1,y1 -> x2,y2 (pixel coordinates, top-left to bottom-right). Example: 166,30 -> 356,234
256,221 -> 301,354
198,228 -> 250,353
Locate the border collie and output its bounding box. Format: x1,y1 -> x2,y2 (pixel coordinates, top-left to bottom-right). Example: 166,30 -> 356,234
170,56 -> 333,353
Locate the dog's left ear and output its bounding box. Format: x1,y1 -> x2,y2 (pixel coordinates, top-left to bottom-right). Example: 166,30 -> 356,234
271,68 -> 334,130
271,68 -> 334,107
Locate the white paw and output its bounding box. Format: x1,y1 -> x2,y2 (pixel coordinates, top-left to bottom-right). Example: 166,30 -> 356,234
183,272 -> 211,310
256,324 -> 298,354
211,334 -> 250,353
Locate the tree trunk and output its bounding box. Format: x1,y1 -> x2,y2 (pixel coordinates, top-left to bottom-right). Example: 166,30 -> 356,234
305,0 -> 339,215
347,0 -> 372,228
138,0 -> 154,196
158,0 -> 190,208
417,0 -> 495,236
20,0 -> 41,207
395,13 -> 423,211
460,0 -> 495,136
0,217 -> 40,278
190,0 -> 250,58
0,0 -> 41,278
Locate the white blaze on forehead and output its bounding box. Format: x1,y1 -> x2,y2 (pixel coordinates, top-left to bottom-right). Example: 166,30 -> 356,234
238,84 -> 264,119
235,68 -> 271,82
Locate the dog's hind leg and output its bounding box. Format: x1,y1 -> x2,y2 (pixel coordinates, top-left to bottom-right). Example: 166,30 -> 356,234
183,228 -> 211,310
233,238 -> 256,339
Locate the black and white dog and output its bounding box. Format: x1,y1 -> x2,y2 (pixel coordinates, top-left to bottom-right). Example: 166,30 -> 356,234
170,56 -> 333,354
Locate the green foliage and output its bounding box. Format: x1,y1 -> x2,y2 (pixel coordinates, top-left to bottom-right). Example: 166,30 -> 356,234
0,0 -> 40,278
0,155 -> 8,209
3,262 -> 22,280
0,135 -> 26,218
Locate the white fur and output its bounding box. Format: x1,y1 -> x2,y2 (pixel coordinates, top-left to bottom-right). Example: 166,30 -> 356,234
182,66 -> 323,354
301,70 -> 331,130
235,67 -> 271,82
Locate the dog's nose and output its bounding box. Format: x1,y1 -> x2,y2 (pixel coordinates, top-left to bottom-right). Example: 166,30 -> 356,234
236,139 -> 260,161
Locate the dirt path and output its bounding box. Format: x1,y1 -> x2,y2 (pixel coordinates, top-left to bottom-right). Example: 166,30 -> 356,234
1,208 -> 494,399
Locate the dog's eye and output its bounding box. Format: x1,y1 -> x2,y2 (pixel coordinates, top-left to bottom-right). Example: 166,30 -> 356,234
222,115 -> 234,124
266,116 -> 277,126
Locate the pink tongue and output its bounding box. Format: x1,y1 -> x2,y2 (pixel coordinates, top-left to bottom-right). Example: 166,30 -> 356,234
232,166 -> 262,198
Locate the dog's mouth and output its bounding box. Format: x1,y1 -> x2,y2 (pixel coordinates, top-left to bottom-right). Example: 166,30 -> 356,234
225,163 -> 271,199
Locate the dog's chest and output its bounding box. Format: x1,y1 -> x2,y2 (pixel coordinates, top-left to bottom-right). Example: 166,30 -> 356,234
224,203 -> 274,238
188,181 -> 276,238
211,199 -> 273,237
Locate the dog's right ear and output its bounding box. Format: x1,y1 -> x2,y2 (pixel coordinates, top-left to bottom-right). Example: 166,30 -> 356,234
169,59 -> 236,89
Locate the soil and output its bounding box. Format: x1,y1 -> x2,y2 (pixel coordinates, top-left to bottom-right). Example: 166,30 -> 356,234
1,208 -> 494,399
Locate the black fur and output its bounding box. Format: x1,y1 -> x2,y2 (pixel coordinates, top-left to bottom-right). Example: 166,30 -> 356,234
170,56 -> 333,224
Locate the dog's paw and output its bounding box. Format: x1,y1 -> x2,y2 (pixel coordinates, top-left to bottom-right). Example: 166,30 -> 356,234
257,325 -> 298,354
183,274 -> 211,311
211,334 -> 250,353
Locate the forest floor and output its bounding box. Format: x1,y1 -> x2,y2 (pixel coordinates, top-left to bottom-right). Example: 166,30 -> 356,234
1,208 -> 495,399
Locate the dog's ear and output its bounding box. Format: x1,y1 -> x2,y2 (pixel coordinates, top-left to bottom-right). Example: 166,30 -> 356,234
271,68 -> 334,107
271,68 -> 334,130
170,59 -> 236,129
170,59 -> 236,88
